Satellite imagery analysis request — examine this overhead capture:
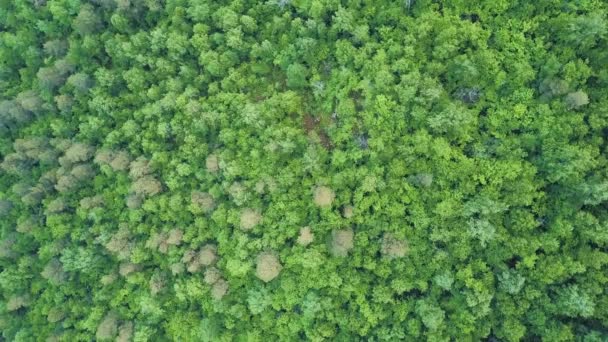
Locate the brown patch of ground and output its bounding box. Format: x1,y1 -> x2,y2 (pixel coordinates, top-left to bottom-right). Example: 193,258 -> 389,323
303,114 -> 333,150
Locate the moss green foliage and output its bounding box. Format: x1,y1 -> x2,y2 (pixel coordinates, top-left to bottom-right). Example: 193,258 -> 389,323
1,0 -> 608,340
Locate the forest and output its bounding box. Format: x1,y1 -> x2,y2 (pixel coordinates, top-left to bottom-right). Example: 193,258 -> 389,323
1,0 -> 607,341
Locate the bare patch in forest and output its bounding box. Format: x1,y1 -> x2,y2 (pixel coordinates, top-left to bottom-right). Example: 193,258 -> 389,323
302,114 -> 333,150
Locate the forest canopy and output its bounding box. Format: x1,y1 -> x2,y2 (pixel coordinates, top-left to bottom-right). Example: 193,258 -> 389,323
1,0 -> 608,341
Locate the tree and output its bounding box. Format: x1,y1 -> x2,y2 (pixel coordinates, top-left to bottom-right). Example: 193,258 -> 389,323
129,157 -> 152,179
416,300 -> 445,331
286,63 -> 308,89
166,229 -> 183,246
0,200 -> 13,217
556,285 -> 595,318
105,227 -> 132,260
247,287 -> 271,314
565,14 -> 607,50
16,91 -> 43,113
198,244 -> 217,266
131,176 -> 163,197
71,164 -> 95,180
96,312 -> 118,341
313,186 -> 335,208
41,259 -> 67,285
380,233 -> 408,259
434,271 -> 454,291
21,186 -> 45,206
203,267 -> 221,285
149,272 -> 166,295
467,219 -> 496,247
117,322 -> 134,342
43,39 -> 68,57
565,90 -> 589,109
109,150 -> 131,171
297,226 -> 314,246
240,208 -> 262,230
6,295 -> 30,311
73,5 -> 102,35
329,229 -> 354,257
1,1 -> 608,340
55,94 -> 73,112
67,72 -> 94,93
55,174 -> 78,193
47,307 -> 65,323
255,252 -> 282,282
119,262 -> 141,277
37,66 -> 64,90
498,270 -> 525,295
62,143 -> 94,165
191,191 -> 215,213
211,279 -> 229,300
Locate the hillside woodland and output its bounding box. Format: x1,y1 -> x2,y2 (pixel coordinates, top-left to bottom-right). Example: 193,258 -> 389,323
1,0 -> 608,341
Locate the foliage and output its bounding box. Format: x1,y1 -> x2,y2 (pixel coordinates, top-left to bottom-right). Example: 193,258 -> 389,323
0,0 -> 607,340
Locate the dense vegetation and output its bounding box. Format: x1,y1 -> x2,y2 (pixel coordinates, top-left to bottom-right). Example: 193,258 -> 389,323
1,0 -> 608,340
